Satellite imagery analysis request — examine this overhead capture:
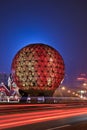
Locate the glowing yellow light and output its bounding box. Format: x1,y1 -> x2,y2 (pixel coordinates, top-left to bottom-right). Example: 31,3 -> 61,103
61,86 -> 65,90
72,92 -> 75,95
83,83 -> 87,86
67,90 -> 71,93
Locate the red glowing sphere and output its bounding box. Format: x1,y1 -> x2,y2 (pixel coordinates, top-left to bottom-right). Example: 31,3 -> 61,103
11,43 -> 65,95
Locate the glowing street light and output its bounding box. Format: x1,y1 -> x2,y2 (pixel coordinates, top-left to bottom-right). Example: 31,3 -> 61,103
83,83 -> 87,86
67,90 -> 71,93
72,92 -> 75,95
61,86 -> 66,90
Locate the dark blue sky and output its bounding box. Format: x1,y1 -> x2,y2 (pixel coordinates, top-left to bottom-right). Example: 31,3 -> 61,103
0,0 -> 87,85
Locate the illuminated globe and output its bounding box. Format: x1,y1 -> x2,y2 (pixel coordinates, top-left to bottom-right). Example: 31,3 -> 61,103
11,43 -> 65,96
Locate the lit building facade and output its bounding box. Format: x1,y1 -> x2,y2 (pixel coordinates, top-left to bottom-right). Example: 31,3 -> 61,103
11,43 -> 65,96
0,82 -> 10,101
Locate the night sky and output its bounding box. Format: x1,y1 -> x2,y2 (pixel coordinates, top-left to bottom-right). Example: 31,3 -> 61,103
0,0 -> 87,86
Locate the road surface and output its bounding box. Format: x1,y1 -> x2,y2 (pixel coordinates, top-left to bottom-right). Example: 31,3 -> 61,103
1,103 -> 87,130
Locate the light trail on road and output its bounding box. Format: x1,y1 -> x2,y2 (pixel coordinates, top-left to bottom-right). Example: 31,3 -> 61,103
1,105 -> 87,129
0,104 -> 66,108
0,104 -> 67,115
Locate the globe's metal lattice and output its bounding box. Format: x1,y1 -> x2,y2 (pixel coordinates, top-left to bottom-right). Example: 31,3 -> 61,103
11,43 -> 65,94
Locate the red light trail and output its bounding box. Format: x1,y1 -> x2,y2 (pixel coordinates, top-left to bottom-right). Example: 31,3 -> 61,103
0,105 -> 87,129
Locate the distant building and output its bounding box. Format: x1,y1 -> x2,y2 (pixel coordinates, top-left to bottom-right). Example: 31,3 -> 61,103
0,82 -> 10,101
0,72 -> 9,85
77,73 -> 87,82
0,82 -> 20,102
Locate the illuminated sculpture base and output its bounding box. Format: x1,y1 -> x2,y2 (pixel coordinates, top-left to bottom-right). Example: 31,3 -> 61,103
23,88 -> 54,96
